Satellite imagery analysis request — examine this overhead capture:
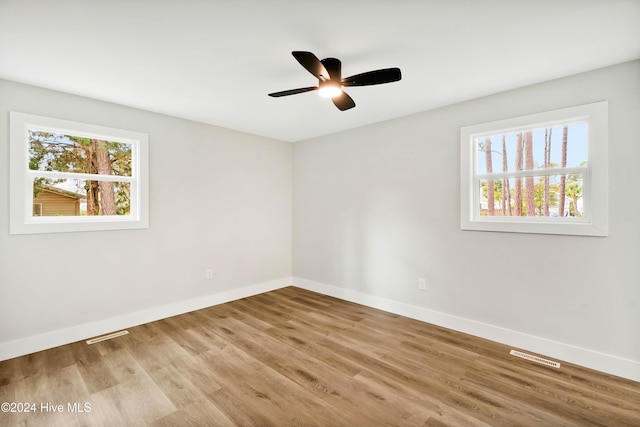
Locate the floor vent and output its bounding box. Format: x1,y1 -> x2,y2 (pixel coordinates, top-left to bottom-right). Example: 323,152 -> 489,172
86,330 -> 129,345
510,350 -> 561,369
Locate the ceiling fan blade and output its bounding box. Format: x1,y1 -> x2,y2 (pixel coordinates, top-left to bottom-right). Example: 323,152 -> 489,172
268,86 -> 318,97
342,68 -> 402,87
332,91 -> 356,111
292,51 -> 330,80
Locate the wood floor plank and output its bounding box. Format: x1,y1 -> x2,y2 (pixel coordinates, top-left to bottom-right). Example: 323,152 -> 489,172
125,333 -> 192,374
0,286 -> 637,426
152,317 -> 212,356
150,396 -> 235,427
464,356 -> 640,426
203,345 -> 355,426
205,317 -> 343,398
264,320 -> 363,376
199,301 -> 274,332
0,382 -> 19,427
75,355 -> 119,394
147,363 -> 211,409
353,368 -> 494,427
91,377 -> 176,425
0,359 -> 15,387
201,347 -> 316,426
102,349 -> 151,389
166,353 -> 223,395
11,351 -> 47,383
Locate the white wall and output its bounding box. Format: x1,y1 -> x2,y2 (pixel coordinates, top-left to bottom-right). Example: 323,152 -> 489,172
0,79 -> 292,357
293,60 -> 640,381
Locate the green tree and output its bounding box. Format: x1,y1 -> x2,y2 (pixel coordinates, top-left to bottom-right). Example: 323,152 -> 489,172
565,181 -> 582,217
563,163 -> 585,217
481,180 -> 503,215
534,178 -> 559,216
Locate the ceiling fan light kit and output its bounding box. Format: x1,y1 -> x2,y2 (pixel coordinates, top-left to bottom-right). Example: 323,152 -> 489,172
318,81 -> 341,98
268,51 -> 401,111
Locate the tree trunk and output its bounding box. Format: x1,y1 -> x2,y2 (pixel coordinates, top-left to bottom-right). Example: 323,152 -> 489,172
514,132 -> 523,216
92,139 -> 116,215
484,137 -> 494,216
543,128 -> 551,216
502,135 -> 511,216
558,126 -> 568,216
85,143 -> 100,216
524,131 -> 535,216
86,181 -> 100,215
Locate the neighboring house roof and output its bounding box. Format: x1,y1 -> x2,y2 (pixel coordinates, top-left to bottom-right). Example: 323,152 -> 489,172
36,185 -> 86,201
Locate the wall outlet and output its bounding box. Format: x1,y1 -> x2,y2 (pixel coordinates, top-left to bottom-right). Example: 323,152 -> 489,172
206,269 -> 213,279
418,278 -> 426,290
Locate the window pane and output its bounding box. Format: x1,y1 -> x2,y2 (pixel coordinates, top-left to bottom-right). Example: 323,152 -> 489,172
33,179 -> 130,216
476,122 -> 588,174
28,130 -> 132,177
478,174 -> 583,218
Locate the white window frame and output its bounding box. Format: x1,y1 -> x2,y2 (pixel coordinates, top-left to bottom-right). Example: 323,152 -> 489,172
460,101 -> 608,237
10,112 -> 149,234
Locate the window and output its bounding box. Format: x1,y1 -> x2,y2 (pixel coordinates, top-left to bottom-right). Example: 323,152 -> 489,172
460,102 -> 608,236
10,112 -> 149,234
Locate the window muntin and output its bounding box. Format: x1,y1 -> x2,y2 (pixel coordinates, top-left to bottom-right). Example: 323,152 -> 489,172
460,102 -> 608,236
10,112 -> 149,234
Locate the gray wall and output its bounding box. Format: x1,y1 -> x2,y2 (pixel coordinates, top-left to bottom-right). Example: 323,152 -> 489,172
293,61 -> 640,370
0,79 -> 292,346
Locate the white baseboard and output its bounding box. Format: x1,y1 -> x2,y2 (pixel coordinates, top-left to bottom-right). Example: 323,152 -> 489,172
0,277 -> 291,362
292,277 -> 640,383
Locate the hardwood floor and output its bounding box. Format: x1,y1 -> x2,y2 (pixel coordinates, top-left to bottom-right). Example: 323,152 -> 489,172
1,287 -> 638,426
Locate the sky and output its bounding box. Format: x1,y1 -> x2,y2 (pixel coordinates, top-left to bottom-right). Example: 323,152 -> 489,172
476,122 -> 588,174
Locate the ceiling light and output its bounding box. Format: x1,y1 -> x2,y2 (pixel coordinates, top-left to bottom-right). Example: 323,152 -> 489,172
318,82 -> 342,98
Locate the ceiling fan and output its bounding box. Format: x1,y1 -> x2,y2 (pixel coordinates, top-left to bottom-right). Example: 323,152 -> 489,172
268,51 -> 402,111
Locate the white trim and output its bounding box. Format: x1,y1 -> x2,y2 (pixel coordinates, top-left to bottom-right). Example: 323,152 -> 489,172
292,277 -> 640,383
9,111 -> 149,234
0,277 -> 292,361
26,170 -> 136,183
460,101 -> 608,236
476,166 -> 586,180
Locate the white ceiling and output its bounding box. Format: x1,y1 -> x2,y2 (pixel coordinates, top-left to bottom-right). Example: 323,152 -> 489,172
1,1 -> 639,142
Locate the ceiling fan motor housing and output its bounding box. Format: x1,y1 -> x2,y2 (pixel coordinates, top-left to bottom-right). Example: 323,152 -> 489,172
320,57 -> 341,82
